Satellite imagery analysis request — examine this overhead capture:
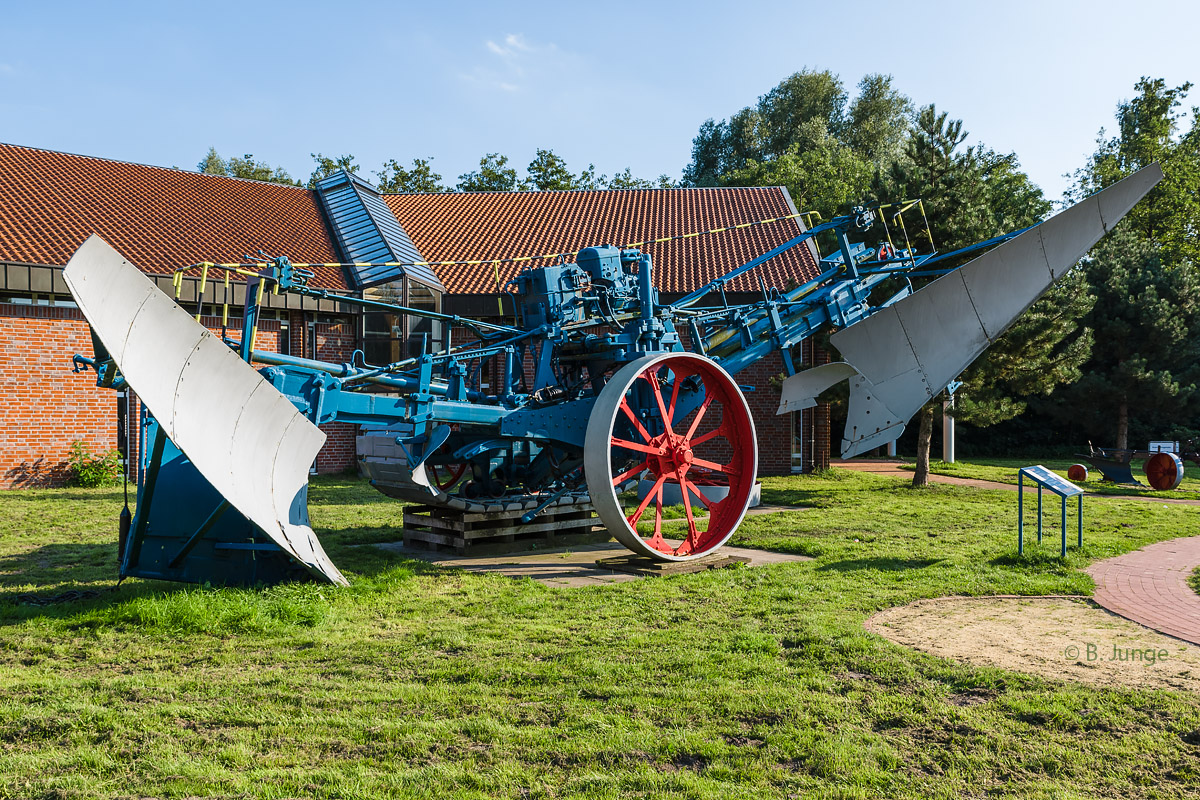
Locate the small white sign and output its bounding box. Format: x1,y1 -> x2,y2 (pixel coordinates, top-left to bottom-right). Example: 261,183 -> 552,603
1149,441 -> 1179,453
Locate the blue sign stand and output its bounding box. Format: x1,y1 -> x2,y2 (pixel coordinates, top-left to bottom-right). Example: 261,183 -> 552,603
1018,465 -> 1084,556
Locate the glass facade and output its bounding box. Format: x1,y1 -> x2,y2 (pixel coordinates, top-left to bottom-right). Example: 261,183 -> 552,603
362,277 -> 443,366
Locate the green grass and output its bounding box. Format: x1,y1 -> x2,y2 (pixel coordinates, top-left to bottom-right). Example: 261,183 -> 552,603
897,456 -> 1200,498
0,472 -> 1198,798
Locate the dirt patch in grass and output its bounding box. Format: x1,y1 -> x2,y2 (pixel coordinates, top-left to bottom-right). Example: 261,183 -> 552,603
866,596 -> 1200,692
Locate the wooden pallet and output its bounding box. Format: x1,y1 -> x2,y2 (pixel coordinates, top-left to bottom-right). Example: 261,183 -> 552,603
595,552 -> 751,576
402,501 -> 610,556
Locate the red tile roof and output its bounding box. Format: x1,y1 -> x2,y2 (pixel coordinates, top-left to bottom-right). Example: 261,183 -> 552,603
384,188 -> 821,295
0,142 -> 821,299
0,143 -> 347,290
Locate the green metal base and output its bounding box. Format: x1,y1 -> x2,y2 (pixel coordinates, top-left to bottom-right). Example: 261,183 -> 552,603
121,418 -> 314,586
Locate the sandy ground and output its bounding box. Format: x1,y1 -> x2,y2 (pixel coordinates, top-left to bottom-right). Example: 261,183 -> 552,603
866,596 -> 1200,692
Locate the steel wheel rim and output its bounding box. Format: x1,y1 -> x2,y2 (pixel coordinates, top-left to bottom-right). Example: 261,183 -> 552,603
585,353 -> 757,561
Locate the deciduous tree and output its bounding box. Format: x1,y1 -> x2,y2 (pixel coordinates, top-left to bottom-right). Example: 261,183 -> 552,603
457,153 -> 519,192
376,157 -> 446,193
307,153 -> 360,188
196,148 -> 299,186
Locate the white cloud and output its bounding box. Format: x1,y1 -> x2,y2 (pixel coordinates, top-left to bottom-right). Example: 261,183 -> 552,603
466,34 -> 560,92
0,64 -> 15,76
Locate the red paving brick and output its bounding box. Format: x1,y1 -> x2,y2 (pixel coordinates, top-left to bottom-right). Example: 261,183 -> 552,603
1087,538 -> 1200,645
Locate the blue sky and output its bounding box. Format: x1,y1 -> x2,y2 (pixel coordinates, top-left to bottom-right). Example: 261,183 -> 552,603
1,0 -> 1196,201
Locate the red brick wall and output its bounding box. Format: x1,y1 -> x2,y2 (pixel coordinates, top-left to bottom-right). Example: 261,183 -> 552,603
734,351 -> 793,476
799,337 -> 832,472
300,311 -> 358,474
0,304 -> 358,488
0,304 -> 116,486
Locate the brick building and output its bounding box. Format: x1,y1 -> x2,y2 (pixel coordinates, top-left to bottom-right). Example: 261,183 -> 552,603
0,143 -> 830,487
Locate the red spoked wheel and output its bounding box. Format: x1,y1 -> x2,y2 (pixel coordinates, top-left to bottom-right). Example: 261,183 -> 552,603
585,353 -> 757,561
431,462 -> 468,492
1144,452 -> 1184,490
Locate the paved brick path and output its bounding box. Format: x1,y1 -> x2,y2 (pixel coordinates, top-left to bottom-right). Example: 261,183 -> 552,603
1088,538 -> 1200,645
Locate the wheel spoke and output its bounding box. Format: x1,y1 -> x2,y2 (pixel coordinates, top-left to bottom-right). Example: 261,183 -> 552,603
692,457 -> 737,475
678,476 -> 701,555
685,395 -> 714,440
667,373 -> 682,428
619,398 -> 654,442
650,483 -> 665,546
690,424 -> 727,447
612,459 -> 649,486
627,474 -> 667,526
611,437 -> 663,456
645,372 -> 673,434
681,476 -> 714,510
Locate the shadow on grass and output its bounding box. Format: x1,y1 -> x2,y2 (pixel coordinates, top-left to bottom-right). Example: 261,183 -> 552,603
0,542 -> 118,589
816,557 -> 944,573
759,485 -> 831,508
990,549 -> 1074,568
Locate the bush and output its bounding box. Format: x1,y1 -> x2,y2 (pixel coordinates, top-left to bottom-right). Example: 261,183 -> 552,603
67,440 -> 122,487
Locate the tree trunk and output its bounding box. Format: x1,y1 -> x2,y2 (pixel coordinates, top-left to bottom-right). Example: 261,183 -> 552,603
1117,399 -> 1129,450
912,404 -> 935,487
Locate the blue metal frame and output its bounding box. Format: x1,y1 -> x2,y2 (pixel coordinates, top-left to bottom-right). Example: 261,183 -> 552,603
1018,465 -> 1084,557
76,199 -> 1024,585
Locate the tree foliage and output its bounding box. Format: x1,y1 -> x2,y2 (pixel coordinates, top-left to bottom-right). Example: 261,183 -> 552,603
456,149 -> 668,192
375,157 -> 446,193
872,105 -> 1086,480
456,153 -> 520,192
196,147 -> 299,186
1049,228 -> 1200,449
1070,77 -> 1200,265
307,153 -> 360,189
523,148 -> 578,190
681,69 -> 911,192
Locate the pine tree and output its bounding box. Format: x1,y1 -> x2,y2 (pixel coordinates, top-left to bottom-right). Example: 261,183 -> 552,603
1050,228 -> 1200,449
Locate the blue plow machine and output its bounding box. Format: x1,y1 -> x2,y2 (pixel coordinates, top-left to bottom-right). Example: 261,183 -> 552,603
66,165 -> 1161,586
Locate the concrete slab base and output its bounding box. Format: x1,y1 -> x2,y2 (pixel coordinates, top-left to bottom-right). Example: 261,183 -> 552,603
371,540 -> 811,588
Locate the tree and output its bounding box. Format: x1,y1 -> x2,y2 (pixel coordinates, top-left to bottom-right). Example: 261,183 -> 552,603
1024,76 -> 1200,451
681,119 -> 732,187
197,147 -> 226,175
876,106 -> 1087,485
723,125 -> 873,220
1049,228 -> 1200,449
457,153 -> 519,192
196,147 -> 299,185
680,69 -> 911,189
523,148 -> 577,190
757,69 -> 848,158
1070,77 -> 1200,265
604,168 -> 674,190
845,74 -> 913,169
307,153 -> 360,188
376,157 -> 446,193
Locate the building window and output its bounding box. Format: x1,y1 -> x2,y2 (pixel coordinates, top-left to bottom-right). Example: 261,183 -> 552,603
0,292 -> 78,308
362,277 -> 442,366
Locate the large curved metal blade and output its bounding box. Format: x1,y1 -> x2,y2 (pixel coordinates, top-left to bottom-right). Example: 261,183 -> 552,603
64,235 -> 348,585
786,163 -> 1163,458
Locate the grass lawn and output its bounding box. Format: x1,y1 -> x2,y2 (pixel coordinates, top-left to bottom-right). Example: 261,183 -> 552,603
897,456 -> 1200,498
0,471 -> 1198,798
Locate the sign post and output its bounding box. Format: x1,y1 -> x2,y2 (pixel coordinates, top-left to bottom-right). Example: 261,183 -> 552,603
1017,466 -> 1084,556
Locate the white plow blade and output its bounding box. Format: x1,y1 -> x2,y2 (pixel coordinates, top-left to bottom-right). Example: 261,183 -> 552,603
781,163 -> 1163,458
64,235 -> 349,586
